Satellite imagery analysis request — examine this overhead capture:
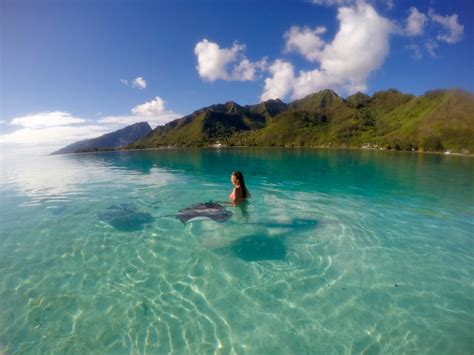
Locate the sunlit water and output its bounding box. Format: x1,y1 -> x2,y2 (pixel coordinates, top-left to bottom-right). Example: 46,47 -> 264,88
0,148 -> 473,354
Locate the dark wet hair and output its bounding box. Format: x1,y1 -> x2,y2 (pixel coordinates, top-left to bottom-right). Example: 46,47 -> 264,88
232,171 -> 249,198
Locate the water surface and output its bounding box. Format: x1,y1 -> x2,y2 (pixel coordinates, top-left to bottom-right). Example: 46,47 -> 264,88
1,148 -> 473,354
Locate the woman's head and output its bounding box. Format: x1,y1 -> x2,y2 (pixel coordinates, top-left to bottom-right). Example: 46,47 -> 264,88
231,171 -> 248,198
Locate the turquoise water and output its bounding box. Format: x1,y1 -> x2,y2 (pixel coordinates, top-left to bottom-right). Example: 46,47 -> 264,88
0,148 -> 473,354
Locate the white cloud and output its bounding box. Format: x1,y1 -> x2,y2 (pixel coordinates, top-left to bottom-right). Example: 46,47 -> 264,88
263,1 -> 394,100
261,60 -> 295,101
231,58 -> 267,81
311,0 -> 465,45
99,96 -> 180,128
299,2 -> 393,95
194,39 -> 243,81
131,96 -> 165,116
194,39 -> 266,81
10,111 -> 86,129
120,77 -> 147,89
132,77 -> 147,89
98,112 -> 180,128
284,26 -> 327,62
1,112 -> 99,155
0,124 -> 111,149
429,9 -> 464,44
399,7 -> 463,59
405,7 -> 427,37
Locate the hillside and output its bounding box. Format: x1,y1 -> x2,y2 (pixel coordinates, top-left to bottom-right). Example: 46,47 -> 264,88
125,89 -> 474,153
51,122 -> 152,155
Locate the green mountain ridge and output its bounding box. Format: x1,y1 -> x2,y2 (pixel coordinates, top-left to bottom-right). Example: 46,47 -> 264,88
126,88 -> 474,153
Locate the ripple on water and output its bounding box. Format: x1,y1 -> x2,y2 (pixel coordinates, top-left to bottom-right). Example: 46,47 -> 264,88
0,150 -> 473,353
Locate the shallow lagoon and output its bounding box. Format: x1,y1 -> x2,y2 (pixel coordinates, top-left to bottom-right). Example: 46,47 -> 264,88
0,148 -> 473,353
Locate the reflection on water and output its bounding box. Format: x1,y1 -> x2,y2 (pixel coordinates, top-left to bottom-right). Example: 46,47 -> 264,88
0,151 -> 186,207
0,148 -> 473,354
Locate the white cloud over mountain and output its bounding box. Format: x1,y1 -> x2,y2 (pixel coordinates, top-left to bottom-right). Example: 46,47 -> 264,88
131,96 -> 165,116
264,1 -> 394,100
284,26 -> 327,63
100,96 -> 180,127
194,39 -> 267,81
261,1 -> 464,101
2,0 -> 466,156
0,96 -> 181,155
261,60 -> 295,101
193,1 -> 464,102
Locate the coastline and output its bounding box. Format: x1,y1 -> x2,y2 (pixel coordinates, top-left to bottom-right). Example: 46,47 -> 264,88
44,145 -> 474,157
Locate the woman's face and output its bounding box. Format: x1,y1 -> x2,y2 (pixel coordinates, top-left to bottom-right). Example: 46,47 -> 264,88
231,174 -> 239,186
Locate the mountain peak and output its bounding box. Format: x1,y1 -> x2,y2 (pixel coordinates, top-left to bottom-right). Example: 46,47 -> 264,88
319,89 -> 339,97
346,92 -> 371,108
130,121 -> 151,127
291,89 -> 344,111
260,98 -> 285,104
247,98 -> 288,118
225,101 -> 241,114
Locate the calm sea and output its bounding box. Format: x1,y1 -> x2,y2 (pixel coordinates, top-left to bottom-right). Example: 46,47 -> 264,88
1,148 -> 473,354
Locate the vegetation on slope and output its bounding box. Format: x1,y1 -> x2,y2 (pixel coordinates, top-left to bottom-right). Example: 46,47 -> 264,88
125,89 -> 474,153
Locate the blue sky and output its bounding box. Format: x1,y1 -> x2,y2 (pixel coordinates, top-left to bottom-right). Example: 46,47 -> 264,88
0,0 -> 472,154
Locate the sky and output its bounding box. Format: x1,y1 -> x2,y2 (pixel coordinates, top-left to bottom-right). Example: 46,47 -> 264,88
0,0 -> 472,155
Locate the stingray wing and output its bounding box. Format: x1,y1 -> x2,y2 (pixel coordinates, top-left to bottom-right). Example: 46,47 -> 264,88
176,202 -> 233,224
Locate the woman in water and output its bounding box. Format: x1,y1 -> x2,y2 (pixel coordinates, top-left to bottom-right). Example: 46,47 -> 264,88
229,171 -> 251,205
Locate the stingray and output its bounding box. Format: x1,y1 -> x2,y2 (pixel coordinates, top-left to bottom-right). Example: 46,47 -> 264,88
215,234 -> 286,262
210,218 -> 318,262
98,203 -> 154,231
176,201 -> 233,224
232,234 -> 286,262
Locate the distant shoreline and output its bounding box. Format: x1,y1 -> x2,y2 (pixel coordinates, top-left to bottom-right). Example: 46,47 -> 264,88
45,145 -> 474,157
